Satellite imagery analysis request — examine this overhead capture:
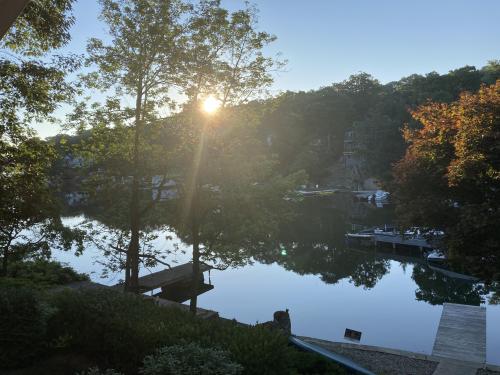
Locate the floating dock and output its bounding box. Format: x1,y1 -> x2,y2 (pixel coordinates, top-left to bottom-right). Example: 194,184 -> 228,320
113,262 -> 213,300
432,303 -> 486,364
346,232 -> 436,250
373,233 -> 433,249
133,262 -> 211,292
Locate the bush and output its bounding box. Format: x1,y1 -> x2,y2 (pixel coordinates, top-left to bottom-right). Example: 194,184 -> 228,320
140,343 -> 243,375
47,289 -> 344,374
0,286 -> 54,369
6,259 -> 89,289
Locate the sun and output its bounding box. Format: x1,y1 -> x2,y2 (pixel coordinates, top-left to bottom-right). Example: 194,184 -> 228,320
202,96 -> 220,114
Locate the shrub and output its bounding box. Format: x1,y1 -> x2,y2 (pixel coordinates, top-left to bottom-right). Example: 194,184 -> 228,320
0,286 -> 54,369
47,288 -> 344,374
6,259 -> 89,289
140,343 -> 243,375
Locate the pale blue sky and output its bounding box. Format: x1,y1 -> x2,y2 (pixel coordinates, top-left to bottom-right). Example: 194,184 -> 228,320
37,0 -> 500,137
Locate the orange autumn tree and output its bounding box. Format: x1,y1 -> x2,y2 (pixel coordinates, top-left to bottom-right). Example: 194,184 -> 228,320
393,81 -> 500,278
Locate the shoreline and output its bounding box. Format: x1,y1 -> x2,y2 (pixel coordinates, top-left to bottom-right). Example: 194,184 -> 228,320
299,337 -> 500,375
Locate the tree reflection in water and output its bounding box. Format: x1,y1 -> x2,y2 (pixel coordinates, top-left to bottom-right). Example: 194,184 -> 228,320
74,193 -> 498,306
252,196 -> 493,305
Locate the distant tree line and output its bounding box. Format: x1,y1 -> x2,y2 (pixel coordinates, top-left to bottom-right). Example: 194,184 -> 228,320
258,63 -> 500,183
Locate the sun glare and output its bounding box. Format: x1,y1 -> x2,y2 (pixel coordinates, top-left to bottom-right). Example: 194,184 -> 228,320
202,96 -> 220,114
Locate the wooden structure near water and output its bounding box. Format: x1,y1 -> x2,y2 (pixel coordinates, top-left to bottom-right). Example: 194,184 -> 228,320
432,303 -> 486,364
113,262 -> 213,303
346,231 -> 437,250
372,233 -> 433,249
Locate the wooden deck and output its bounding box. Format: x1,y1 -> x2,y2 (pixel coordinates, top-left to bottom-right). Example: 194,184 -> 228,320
113,262 -> 212,293
432,303 -> 486,364
372,233 -> 432,249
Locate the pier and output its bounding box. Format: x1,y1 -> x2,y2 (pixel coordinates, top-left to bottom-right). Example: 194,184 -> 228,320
432,303 -> 486,363
431,303 -> 486,374
346,230 -> 438,250
112,262 -> 213,302
372,233 -> 433,249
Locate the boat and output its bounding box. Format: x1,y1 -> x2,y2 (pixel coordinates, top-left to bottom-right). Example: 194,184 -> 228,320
425,249 -> 446,263
289,336 -> 375,375
367,190 -> 390,203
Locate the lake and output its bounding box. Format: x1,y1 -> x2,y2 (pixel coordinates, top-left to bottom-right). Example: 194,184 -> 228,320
54,198 -> 500,365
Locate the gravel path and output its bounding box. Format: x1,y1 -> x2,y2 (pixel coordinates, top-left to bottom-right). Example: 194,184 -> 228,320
300,337 -> 439,375
477,370 -> 500,375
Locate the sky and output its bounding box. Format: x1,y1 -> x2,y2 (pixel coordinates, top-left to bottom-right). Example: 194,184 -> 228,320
36,0 -> 500,137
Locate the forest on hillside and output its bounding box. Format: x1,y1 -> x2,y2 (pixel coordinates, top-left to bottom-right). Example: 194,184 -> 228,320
259,62 -> 500,184
52,62 -> 500,188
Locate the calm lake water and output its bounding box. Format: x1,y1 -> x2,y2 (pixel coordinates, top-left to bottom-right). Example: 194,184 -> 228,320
54,198 -> 500,365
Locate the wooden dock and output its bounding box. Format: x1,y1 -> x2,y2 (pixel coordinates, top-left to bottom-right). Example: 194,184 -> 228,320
432,303 -> 486,364
372,233 -> 432,249
113,262 -> 212,294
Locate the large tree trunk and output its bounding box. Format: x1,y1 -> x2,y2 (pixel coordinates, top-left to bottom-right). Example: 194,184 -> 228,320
1,247 -> 8,277
124,252 -> 131,287
189,214 -> 200,314
126,82 -> 143,293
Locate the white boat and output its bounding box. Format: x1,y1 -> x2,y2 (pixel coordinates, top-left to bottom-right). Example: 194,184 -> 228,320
426,249 -> 446,262
374,190 -> 389,201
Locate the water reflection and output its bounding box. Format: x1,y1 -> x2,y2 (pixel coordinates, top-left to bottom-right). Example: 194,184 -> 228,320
55,194 -> 500,364
255,196 -> 489,305
70,194 -> 492,307
412,264 -> 485,306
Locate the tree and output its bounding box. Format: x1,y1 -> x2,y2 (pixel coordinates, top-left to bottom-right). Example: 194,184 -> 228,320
172,105 -> 305,313
1,0 -> 77,139
0,0 -> 82,275
168,0 -> 288,312
393,80 -> 500,280
0,137 -> 84,276
80,0 -> 190,292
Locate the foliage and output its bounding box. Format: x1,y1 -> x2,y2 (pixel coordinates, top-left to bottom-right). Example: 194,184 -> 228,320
140,343 -> 243,375
0,0 -> 82,276
259,62 -> 500,184
393,81 -> 500,280
0,56 -> 78,139
0,136 -> 85,275
1,0 -> 75,55
1,259 -> 88,289
0,287 -> 54,369
1,0 -> 79,138
70,0 -> 287,292
46,288 -> 343,374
